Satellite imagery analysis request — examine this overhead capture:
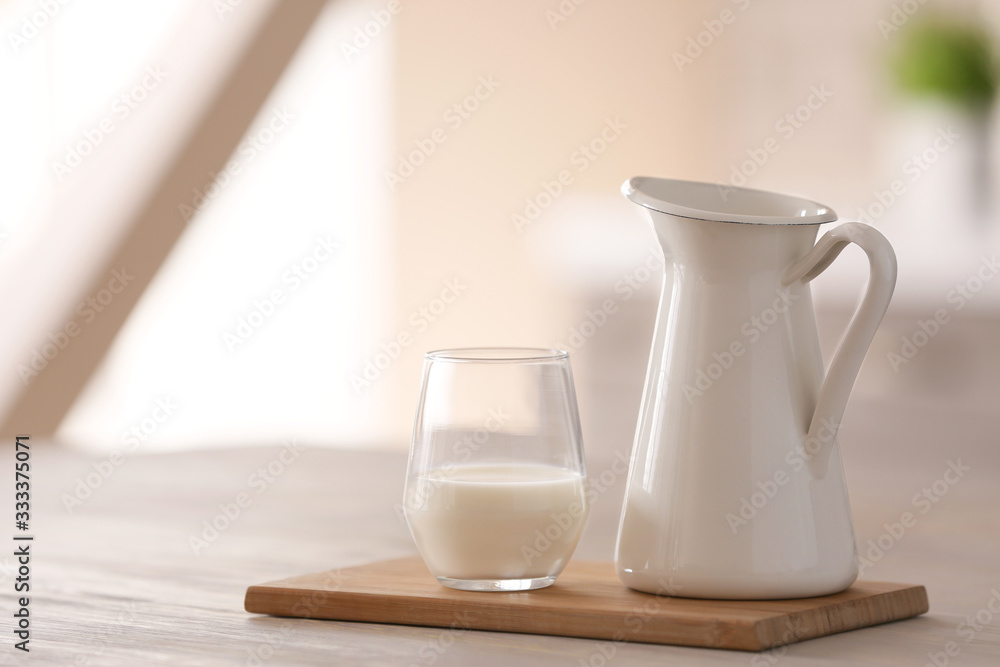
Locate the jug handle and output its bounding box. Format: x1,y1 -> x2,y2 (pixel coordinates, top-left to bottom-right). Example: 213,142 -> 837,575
782,222 -> 897,477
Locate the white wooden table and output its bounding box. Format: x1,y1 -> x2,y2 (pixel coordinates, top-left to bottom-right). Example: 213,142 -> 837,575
3,398 -> 999,665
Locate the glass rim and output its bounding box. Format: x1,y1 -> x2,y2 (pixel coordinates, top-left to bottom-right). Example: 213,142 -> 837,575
424,347 -> 569,363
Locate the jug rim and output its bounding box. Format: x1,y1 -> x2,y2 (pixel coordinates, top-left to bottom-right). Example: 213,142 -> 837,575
623,177 -> 838,225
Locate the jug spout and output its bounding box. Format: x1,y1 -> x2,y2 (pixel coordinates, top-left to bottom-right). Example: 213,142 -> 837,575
623,177 -> 838,225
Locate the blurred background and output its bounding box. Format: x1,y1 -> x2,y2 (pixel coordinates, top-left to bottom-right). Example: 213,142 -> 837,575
1,0 -> 998,457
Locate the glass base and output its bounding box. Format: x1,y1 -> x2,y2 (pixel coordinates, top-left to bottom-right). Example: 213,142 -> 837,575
436,575 -> 557,592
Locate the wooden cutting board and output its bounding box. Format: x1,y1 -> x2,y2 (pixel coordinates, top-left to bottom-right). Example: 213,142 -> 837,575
244,557 -> 928,652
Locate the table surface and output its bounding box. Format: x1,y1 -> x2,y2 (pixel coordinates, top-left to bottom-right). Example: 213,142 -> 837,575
3,398 -> 999,666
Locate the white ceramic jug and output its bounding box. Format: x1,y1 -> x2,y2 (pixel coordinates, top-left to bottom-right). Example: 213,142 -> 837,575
615,177 -> 897,599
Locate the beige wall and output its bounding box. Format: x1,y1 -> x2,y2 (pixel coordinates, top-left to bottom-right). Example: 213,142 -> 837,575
382,0 -> 999,448
389,0 -> 728,438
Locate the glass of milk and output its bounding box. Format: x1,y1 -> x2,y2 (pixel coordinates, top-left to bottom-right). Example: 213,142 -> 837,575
403,348 -> 589,591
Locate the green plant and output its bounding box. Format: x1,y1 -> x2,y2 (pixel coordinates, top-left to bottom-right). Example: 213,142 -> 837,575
891,19 -> 998,109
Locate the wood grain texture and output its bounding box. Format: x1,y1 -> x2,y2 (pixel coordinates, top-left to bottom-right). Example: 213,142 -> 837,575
245,557 -> 928,651
3,399 -> 999,665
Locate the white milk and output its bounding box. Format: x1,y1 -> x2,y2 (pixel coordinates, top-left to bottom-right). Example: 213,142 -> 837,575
405,464 -> 588,581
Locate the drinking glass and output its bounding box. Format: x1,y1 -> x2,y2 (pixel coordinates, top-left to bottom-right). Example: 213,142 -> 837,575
403,348 -> 589,591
